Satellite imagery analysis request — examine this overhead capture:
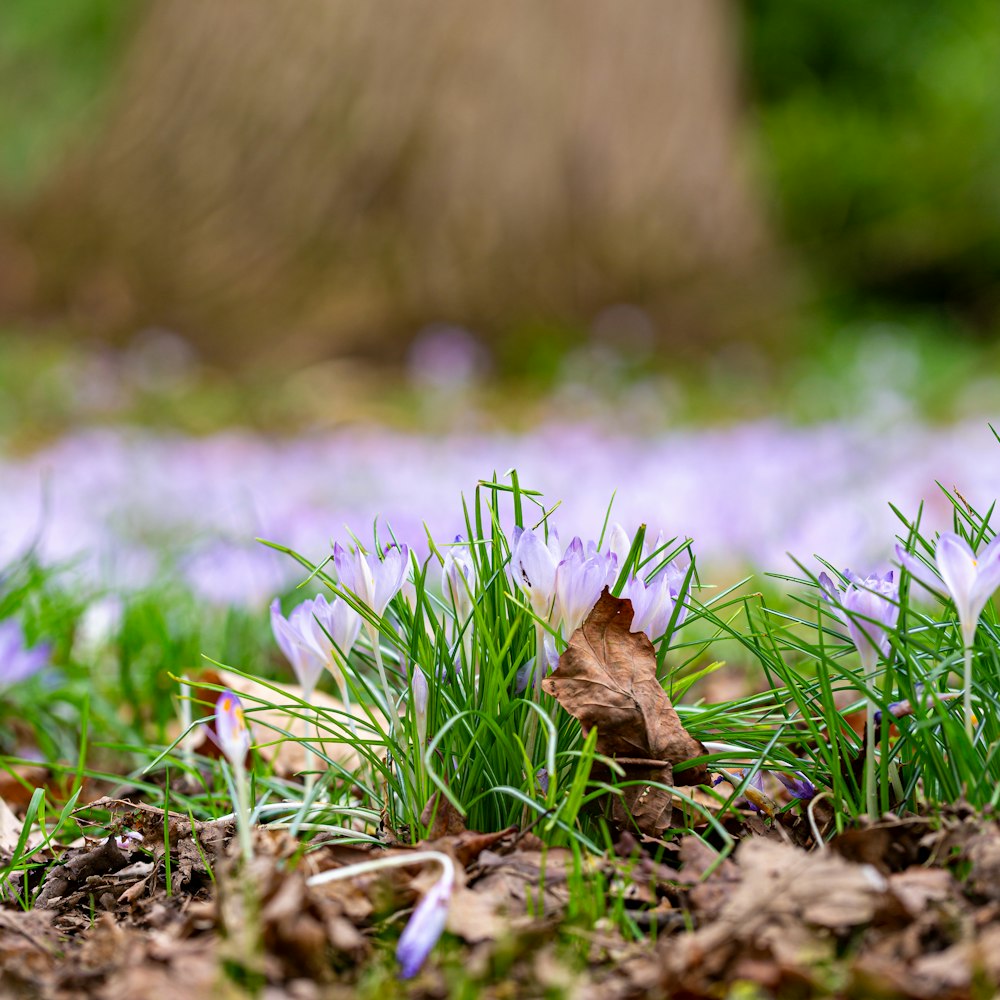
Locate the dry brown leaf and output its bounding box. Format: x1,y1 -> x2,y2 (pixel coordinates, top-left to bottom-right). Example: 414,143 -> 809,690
197,667 -> 387,778
541,590 -> 707,835
420,791 -> 467,840
0,794 -> 27,853
542,590 -> 705,768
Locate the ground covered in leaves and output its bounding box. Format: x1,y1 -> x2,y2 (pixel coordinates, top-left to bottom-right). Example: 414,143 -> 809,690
5,797 -> 1000,1000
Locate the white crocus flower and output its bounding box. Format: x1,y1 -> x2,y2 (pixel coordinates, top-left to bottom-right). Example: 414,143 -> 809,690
897,532 -> 1000,737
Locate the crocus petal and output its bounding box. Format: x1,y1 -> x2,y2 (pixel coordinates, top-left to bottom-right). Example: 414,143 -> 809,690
327,597 -> 362,659
968,543 -> 1000,627
817,572 -> 847,626
0,619 -> 51,686
509,528 -> 558,618
332,543 -> 358,595
374,545 -> 410,615
774,771 -> 816,800
894,545 -> 944,597
271,598 -> 327,696
442,538 -> 475,621
935,534 -> 980,634
606,524 -> 632,570
215,690 -> 251,765
555,541 -> 608,634
396,864 -> 454,978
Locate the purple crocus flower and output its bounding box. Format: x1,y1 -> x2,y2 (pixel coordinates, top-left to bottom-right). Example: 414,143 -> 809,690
334,541 -> 410,619
819,570 -> 899,676
397,856 -> 455,979
896,533 -> 1000,651
270,594 -> 361,699
621,570 -> 688,640
215,690 -> 251,765
820,568 -> 898,818
774,771 -> 817,800
554,536 -> 613,634
0,619 -> 51,686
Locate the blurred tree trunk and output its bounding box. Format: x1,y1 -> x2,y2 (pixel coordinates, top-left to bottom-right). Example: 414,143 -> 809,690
16,0 -> 784,367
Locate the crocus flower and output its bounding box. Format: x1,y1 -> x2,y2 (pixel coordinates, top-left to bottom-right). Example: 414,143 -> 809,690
508,526 -> 560,618
621,570 -> 688,640
442,537 -> 476,622
819,569 -> 898,818
554,537 -> 614,634
818,570 -> 899,676
271,594 -> 361,698
774,771 -> 816,800
270,597 -> 328,699
0,619 -> 51,686
397,854 -> 455,979
412,666 -> 429,746
115,830 -> 145,851
215,689 -> 254,862
334,541 -> 410,619
215,690 -> 251,765
896,533 -> 1000,651
605,523 -> 634,572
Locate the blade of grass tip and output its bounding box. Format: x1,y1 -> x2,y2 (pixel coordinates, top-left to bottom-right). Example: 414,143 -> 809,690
596,490 -> 617,550
510,469 -> 524,527
0,787 -> 45,890
612,526 -> 646,596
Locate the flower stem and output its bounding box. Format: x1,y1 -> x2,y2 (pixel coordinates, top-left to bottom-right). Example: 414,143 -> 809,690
302,700 -> 316,794
233,756 -> 254,864
523,621 -> 546,772
964,643 -> 974,740
865,699 -> 878,821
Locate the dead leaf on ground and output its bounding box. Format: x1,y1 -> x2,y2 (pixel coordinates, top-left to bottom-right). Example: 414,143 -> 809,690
420,790 -> 467,840
541,590 -> 707,836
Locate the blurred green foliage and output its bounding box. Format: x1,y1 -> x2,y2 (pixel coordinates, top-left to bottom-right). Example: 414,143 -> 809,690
0,0 -> 134,196
746,1 -> 1000,331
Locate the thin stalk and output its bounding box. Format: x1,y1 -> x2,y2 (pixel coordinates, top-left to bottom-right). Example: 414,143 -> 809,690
232,756 -> 253,864
302,700 -> 317,794
523,621 -> 547,773
964,644 -> 973,740
178,676 -> 194,772
865,698 -> 878,820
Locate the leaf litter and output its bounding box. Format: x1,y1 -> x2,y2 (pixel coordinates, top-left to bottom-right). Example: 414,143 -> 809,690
7,596 -> 1000,996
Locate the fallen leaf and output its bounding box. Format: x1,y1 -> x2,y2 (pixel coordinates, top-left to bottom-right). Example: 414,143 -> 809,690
0,794 -> 27,853
542,590 -> 705,767
541,590 -> 707,835
420,791 -> 467,840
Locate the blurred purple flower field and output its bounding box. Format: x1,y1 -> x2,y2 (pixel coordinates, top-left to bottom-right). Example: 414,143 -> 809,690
2,420 -> 996,605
